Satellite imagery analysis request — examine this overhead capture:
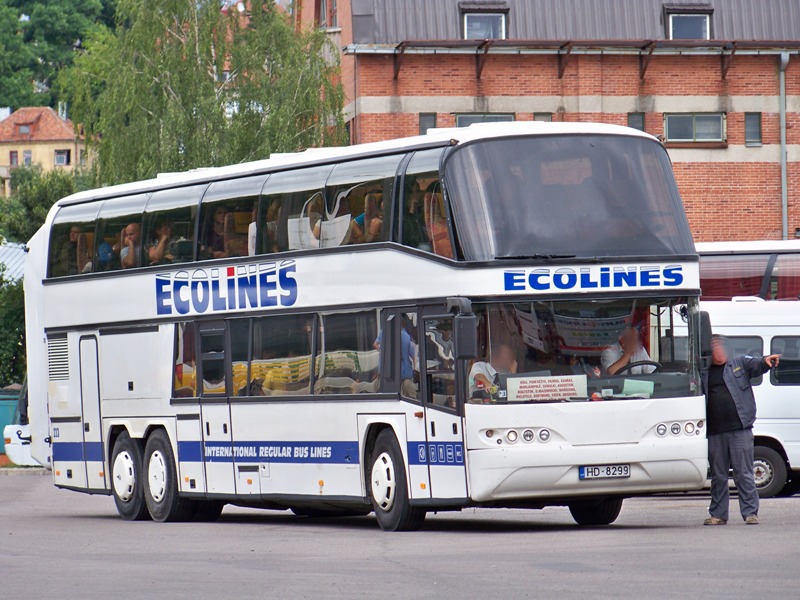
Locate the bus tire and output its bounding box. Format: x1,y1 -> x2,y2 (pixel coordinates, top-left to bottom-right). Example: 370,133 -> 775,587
143,429 -> 195,522
111,432 -> 150,521
568,498 -> 623,526
753,446 -> 787,498
367,429 -> 426,532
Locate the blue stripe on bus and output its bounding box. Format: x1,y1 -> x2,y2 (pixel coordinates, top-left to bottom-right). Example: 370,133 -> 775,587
52,442 -> 104,462
178,441 -> 359,464
407,442 -> 465,466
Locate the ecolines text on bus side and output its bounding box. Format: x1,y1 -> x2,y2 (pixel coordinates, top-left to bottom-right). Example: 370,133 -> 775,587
156,261 -> 298,316
503,264 -> 684,292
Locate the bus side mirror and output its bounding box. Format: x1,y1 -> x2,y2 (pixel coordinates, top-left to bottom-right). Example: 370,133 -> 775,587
700,311 -> 713,358
454,314 -> 478,360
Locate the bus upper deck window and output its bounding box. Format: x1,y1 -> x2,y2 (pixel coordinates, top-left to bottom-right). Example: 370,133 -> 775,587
143,185 -> 206,266
200,176 -> 269,260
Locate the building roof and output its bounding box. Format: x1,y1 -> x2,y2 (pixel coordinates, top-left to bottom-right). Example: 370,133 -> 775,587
0,242 -> 26,281
0,107 -> 77,144
350,0 -> 800,45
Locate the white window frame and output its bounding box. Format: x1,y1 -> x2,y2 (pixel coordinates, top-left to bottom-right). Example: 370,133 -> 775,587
668,13 -> 710,40
22,150 -> 32,166
19,124 -> 30,135
663,113 -> 725,143
54,149 -> 70,167
463,12 -> 507,40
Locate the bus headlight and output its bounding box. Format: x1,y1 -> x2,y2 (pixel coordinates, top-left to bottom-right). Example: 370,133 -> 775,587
507,430 -> 518,443
685,422 -> 695,434
656,423 -> 667,436
522,429 -> 535,442
670,423 -> 681,435
539,429 -> 551,442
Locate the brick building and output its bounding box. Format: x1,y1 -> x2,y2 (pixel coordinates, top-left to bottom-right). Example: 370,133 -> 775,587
0,107 -> 91,197
297,0 -> 800,242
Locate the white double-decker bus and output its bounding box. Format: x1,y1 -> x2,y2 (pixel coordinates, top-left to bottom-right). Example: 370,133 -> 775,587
26,122 -> 708,530
697,240 -> 800,496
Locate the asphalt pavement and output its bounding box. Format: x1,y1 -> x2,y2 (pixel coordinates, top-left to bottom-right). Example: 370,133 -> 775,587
2,472 -> 799,599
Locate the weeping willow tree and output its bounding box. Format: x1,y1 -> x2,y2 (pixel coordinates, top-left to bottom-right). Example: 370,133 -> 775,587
60,0 -> 345,185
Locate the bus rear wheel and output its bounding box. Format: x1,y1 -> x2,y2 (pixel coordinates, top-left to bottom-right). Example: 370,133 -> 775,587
367,429 -> 425,532
568,498 -> 623,526
111,432 -> 150,521
143,429 -> 195,522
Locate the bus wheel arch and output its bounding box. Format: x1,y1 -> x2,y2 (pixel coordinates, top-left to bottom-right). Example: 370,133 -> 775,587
110,429 -> 150,521
752,438 -> 789,498
365,428 -> 425,531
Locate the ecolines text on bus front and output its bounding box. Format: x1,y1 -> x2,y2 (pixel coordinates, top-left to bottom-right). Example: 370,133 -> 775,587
503,264 -> 684,292
155,261 -> 298,316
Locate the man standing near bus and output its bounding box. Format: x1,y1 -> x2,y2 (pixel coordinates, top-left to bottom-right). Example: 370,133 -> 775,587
702,335 -> 781,526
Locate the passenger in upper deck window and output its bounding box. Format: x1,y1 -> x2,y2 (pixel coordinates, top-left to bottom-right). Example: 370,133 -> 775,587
57,225 -> 81,275
601,326 -> 655,375
201,205 -> 228,259
120,223 -> 142,269
353,192 -> 384,243
148,220 -> 181,265
402,179 -> 429,251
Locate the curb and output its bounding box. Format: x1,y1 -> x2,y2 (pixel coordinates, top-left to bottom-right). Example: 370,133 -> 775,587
0,468 -> 49,476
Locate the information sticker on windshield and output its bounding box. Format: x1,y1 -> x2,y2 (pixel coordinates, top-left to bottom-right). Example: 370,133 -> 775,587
579,464 -> 631,480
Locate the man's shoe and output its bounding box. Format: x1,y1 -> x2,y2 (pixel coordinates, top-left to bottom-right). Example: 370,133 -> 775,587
745,515 -> 759,525
703,517 -> 727,526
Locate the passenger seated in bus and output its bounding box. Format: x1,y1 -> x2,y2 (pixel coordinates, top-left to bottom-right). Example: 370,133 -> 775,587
374,318 -> 418,399
423,182 -> 453,258
147,220 -> 181,265
57,226 -> 81,276
261,198 -> 281,254
403,180 -> 429,251
82,241 -> 118,273
353,193 -> 384,243
120,223 -> 142,269
601,326 -> 655,375
468,344 -> 518,401
201,205 -> 228,259
566,355 -> 602,378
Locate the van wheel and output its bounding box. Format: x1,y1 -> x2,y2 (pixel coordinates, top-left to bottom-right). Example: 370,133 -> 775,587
754,446 -> 787,498
143,429 -> 195,522
111,432 -> 150,521
367,429 -> 425,531
569,498 -> 623,526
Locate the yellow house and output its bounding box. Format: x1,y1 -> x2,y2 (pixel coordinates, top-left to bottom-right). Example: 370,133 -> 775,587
0,107 -> 92,197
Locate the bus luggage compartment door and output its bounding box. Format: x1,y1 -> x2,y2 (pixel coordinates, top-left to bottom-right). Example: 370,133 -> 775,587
79,336 -> 106,491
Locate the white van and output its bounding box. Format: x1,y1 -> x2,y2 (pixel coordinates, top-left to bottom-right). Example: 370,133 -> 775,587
697,240 -> 800,496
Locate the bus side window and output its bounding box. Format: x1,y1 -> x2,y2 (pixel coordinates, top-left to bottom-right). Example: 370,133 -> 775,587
199,175 -> 268,260
315,310 -> 381,394
142,185 -> 205,267
48,202 -> 100,277
230,319 -> 252,396
95,193 -> 150,272
265,165 -> 331,253
771,255 -> 800,300
174,322 -> 197,398
323,154 -> 403,247
400,148 -> 446,255
251,314 -> 314,395
699,254 -> 771,300
200,327 -> 226,396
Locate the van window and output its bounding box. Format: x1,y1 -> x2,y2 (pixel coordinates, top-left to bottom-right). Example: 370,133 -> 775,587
48,202 -> 100,277
771,337 -> 800,385
724,336 -> 764,386
143,185 -> 205,267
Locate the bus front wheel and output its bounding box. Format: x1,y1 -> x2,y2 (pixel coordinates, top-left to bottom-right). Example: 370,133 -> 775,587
367,429 -> 426,532
568,498 -> 623,526
143,429 -> 195,522
111,432 -> 150,521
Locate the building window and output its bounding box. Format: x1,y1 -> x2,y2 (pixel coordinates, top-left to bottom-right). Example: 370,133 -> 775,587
419,113 -> 437,135
627,112 -> 645,131
9,151 -> 17,167
18,125 -> 30,135
54,149 -> 71,167
463,12 -> 506,40
79,149 -> 87,167
455,113 -> 514,127
23,150 -> 32,166
664,113 -> 725,142
668,12 -> 711,40
533,113 -> 552,122
317,0 -> 336,28
745,112 -> 762,147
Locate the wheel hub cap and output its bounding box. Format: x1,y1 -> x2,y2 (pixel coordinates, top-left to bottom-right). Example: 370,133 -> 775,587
753,459 -> 773,487
371,451 -> 396,511
112,451 -> 136,502
148,450 -> 168,502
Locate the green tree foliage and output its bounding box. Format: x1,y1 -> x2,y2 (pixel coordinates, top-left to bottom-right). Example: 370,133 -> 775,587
0,274 -> 25,386
61,0 -> 346,186
0,166 -> 76,243
0,0 -> 111,108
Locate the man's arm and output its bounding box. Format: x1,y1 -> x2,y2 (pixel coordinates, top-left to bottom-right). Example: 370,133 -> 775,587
602,346 -> 630,376
742,354 -> 780,378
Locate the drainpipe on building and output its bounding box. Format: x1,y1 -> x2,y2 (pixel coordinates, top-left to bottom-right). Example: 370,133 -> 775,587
779,52 -> 790,240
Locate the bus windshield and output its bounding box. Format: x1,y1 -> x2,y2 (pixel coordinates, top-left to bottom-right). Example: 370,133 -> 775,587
444,134 -> 695,261
468,296 -> 700,403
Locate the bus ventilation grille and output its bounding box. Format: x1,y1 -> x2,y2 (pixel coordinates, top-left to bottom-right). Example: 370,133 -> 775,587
47,335 -> 69,381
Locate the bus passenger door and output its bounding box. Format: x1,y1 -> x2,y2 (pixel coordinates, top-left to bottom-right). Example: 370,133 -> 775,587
420,314 -> 467,501
79,336 -> 106,491
198,323 -> 236,496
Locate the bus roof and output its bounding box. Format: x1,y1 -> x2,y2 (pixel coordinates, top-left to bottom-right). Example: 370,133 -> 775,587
696,240 -> 800,254
57,121 -> 656,207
